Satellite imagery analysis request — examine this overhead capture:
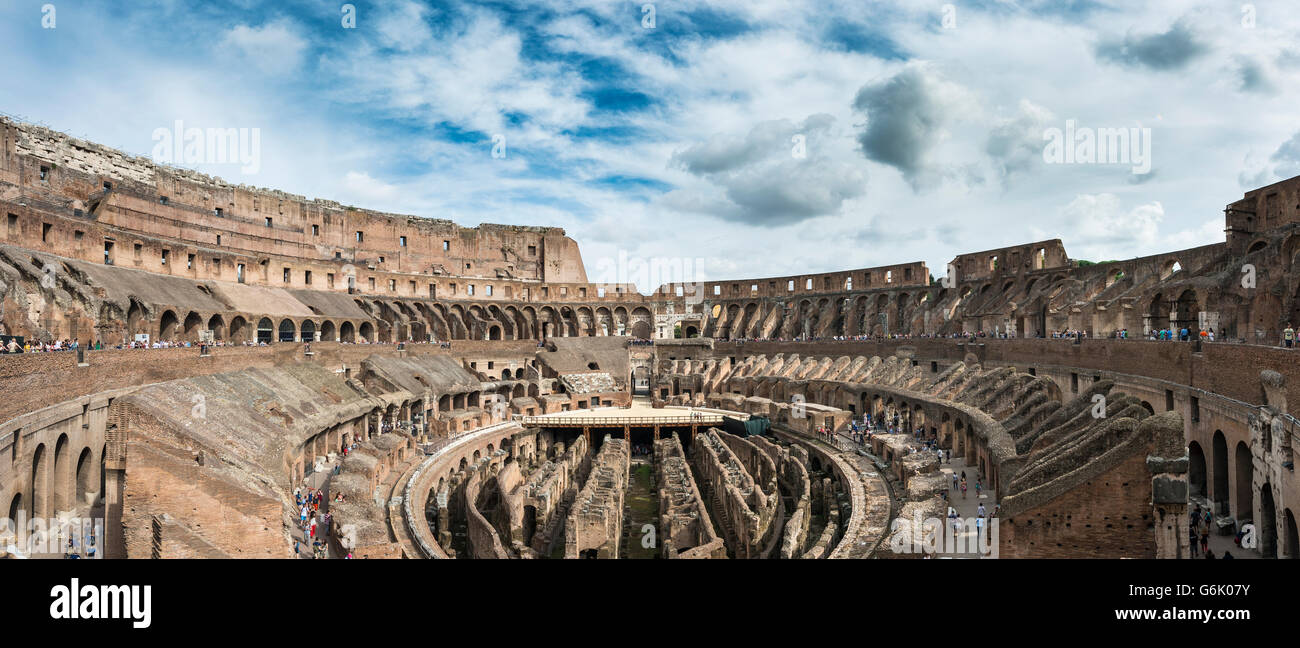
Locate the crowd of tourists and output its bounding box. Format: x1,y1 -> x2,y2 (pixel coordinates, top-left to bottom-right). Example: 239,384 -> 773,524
724,324 -> 1300,349
1189,506 -> 1236,559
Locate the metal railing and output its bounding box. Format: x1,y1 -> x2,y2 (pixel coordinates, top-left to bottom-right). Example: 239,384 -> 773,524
520,414 -> 723,427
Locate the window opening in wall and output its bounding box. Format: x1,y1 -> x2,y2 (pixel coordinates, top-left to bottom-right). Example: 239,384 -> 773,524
400,236 -> 407,247
355,231 -> 364,243
311,224 -> 319,236
41,222 -> 51,243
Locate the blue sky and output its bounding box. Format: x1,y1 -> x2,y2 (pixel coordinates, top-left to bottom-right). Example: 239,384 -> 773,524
2,0 -> 1299,287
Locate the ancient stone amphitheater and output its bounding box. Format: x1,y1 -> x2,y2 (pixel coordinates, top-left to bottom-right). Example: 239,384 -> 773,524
1,116 -> 1297,559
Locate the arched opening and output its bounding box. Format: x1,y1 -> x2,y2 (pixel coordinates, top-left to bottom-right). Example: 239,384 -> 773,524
300,320 -> 316,342
1161,260 -> 1182,279
1212,431 -> 1228,515
256,318 -> 274,344
340,321 -> 356,343
75,447 -> 95,507
53,434 -> 70,512
320,320 -> 336,342
684,325 -> 699,338
1235,441 -> 1253,521
488,325 -> 502,341
183,311 -> 203,339
1146,294 -> 1167,333
1174,289 -> 1200,333
278,319 -> 296,342
159,310 -> 179,340
1188,441 -> 1206,499
229,316 -> 248,343
207,314 -> 226,340
1140,401 -> 1155,415
359,321 -> 374,342
31,443 -> 47,518
1260,485 -> 1277,558
8,493 -> 21,528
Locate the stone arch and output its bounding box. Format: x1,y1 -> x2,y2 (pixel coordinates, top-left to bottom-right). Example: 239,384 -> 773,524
1212,430 -> 1228,515
320,320 -> 336,342
126,300 -> 146,337
340,321 -> 356,343
206,314 -> 226,340
1174,289 -> 1200,332
1235,441 -> 1253,521
229,316 -> 248,343
1188,440 -> 1207,499
31,442 -> 47,518
53,433 -> 72,512
182,311 -> 203,339
300,319 -> 316,342
159,309 -> 179,340
8,492 -> 21,528
630,307 -> 652,339
278,319 -> 296,342
75,446 -> 96,507
256,317 -> 274,344
1161,259 -> 1182,279
1260,484 -> 1277,558
359,321 -> 375,342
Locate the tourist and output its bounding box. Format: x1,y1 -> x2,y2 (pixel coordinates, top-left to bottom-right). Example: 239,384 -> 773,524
960,477 -> 967,499
1285,323 -> 1296,349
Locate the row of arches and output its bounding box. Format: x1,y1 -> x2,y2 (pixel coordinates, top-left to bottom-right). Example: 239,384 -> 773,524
354,300 -> 656,342
8,435 -> 105,527
1188,433 -> 1299,558
140,310 -> 376,344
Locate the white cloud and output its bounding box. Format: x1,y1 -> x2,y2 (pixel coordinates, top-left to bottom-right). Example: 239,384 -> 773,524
219,19 -> 308,75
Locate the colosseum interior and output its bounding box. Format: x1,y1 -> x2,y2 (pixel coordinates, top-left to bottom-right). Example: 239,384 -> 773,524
1,114 -> 1298,562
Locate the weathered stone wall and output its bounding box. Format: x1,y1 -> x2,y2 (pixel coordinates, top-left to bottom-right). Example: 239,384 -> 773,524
564,436 -> 628,558
654,433 -> 725,558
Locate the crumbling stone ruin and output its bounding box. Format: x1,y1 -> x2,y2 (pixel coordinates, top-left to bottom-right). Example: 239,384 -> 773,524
3,115 -> 1299,560
653,433 -> 725,558
564,437 -> 629,559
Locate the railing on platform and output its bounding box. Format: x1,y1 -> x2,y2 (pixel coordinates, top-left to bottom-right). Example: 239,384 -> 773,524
520,414 -> 724,427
